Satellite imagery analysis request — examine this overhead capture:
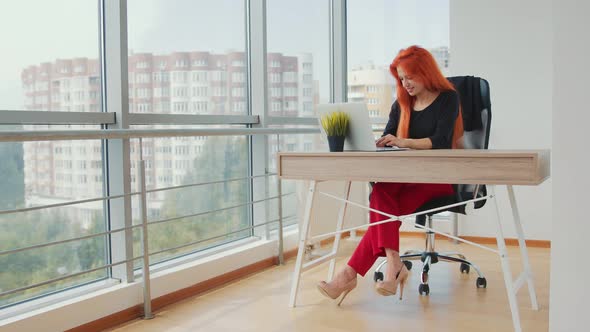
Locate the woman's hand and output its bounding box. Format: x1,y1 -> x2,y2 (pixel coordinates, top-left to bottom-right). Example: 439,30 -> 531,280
376,134 -> 406,148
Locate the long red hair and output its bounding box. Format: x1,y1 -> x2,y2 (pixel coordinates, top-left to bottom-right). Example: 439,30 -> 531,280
389,45 -> 463,148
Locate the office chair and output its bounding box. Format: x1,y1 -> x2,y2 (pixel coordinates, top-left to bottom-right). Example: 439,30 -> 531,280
373,76 -> 492,296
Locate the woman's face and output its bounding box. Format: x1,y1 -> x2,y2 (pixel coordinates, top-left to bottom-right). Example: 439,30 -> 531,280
397,67 -> 424,97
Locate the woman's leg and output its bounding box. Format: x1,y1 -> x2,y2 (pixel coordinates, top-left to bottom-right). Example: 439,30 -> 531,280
329,183 -> 454,282
397,183 -> 456,215
382,183 -> 455,278
347,182 -> 405,277
384,248 -> 404,280
349,183 -> 455,279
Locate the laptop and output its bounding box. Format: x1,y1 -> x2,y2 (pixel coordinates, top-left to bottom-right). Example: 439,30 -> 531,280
317,102 -> 408,152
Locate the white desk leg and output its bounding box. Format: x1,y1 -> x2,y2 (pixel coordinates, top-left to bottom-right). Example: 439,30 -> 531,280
507,185 -> 539,310
327,181 -> 351,281
489,185 -> 522,332
289,180 -> 317,308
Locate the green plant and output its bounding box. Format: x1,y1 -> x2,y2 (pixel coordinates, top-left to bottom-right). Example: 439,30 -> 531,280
320,111 -> 349,136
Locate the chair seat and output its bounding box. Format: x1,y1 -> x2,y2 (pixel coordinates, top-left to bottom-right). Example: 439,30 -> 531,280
414,192 -> 486,226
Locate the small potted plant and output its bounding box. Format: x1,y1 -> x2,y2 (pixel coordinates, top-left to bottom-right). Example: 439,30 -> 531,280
320,111 -> 349,152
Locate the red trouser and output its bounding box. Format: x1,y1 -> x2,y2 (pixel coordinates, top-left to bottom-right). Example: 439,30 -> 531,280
348,182 -> 454,276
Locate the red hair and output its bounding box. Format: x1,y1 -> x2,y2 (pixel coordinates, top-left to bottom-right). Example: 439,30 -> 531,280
389,45 -> 463,148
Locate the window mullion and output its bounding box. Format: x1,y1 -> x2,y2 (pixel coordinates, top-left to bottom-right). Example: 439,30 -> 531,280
248,0 -> 271,239
101,0 -> 134,283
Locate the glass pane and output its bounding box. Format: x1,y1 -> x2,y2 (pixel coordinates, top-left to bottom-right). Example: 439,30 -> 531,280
266,130 -> 326,229
266,0 -> 330,117
22,130 -> 105,202
0,0 -> 101,111
127,0 -> 248,115
0,135 -> 107,308
347,0 -> 450,118
129,133 -> 250,266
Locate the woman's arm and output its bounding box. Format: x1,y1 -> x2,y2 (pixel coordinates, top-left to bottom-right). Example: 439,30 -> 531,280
399,137 -> 432,149
376,102 -> 406,147
381,102 -> 400,137
376,135 -> 432,149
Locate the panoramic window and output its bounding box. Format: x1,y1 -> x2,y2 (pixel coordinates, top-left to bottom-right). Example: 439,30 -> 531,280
126,0 -> 251,265
128,134 -> 250,266
127,0 -> 247,115
266,0 -> 330,117
0,0 -> 106,309
347,0 -> 450,119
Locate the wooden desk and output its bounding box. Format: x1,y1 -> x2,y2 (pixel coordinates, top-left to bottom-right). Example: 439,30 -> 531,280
278,149 -> 550,332
278,149 -> 550,185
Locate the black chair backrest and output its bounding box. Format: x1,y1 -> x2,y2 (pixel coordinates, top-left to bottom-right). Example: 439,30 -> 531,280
450,76 -> 492,210
411,77 -> 491,226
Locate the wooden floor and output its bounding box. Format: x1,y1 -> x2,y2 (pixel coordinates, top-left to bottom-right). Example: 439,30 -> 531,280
108,237 -> 550,332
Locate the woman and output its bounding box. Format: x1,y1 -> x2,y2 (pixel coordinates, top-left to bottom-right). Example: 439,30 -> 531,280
317,45 -> 463,305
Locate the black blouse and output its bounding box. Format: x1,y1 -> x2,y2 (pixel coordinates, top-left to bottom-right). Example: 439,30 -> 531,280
382,90 -> 459,149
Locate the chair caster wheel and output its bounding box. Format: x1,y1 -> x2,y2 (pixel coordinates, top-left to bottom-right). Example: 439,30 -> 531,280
403,260 -> 412,271
419,283 -> 430,295
374,271 -> 383,282
476,277 -> 487,288
460,263 -> 470,274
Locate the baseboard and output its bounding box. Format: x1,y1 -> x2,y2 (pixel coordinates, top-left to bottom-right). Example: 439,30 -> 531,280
457,235 -> 551,248
352,230 -> 550,248
390,231 -> 551,248
283,248 -> 299,261
319,231 -> 351,247
65,305 -> 142,332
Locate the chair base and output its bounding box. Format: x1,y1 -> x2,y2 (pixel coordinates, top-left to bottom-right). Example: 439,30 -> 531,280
373,216 -> 487,295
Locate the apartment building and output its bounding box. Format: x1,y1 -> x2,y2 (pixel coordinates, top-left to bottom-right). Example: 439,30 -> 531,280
20,51 -> 315,224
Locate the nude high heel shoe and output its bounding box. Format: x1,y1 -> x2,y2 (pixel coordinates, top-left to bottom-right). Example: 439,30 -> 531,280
375,264 -> 409,300
316,278 -> 357,306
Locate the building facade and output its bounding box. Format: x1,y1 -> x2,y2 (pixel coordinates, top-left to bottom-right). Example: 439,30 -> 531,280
21,51 -> 315,225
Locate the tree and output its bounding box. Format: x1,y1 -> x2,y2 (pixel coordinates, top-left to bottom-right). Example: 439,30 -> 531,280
0,137 -> 25,210
0,210 -> 107,307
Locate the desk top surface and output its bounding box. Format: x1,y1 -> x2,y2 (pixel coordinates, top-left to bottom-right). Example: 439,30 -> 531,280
277,149 -> 550,185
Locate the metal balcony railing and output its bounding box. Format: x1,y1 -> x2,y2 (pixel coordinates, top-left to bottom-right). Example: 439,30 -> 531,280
0,127 -> 318,317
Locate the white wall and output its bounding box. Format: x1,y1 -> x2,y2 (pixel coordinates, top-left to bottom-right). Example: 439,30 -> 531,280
452,1 -> 590,330
450,0 -> 552,240
550,1 -> 590,330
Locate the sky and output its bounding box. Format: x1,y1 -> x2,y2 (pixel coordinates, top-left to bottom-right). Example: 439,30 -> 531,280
0,0 -> 448,110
